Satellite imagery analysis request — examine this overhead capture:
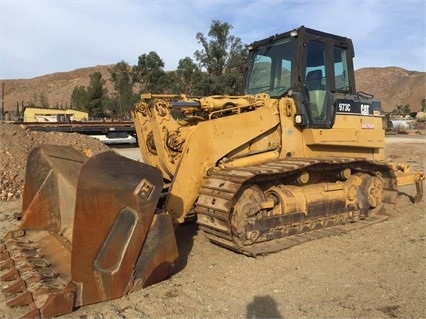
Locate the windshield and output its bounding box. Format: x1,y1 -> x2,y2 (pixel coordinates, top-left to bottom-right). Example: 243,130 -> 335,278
245,37 -> 295,98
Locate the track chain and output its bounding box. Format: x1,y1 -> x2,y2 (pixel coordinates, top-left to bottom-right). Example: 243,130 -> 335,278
195,157 -> 393,256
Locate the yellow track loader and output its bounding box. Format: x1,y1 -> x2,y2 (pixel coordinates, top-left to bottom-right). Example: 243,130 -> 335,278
1,26 -> 424,318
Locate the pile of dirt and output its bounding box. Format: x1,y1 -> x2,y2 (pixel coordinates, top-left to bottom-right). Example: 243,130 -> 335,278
0,123 -> 109,201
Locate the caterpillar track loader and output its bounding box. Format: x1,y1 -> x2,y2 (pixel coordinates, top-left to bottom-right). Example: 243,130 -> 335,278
1,26 -> 424,318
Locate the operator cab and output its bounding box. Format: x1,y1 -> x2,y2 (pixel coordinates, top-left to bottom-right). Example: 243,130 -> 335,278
244,26 -> 359,128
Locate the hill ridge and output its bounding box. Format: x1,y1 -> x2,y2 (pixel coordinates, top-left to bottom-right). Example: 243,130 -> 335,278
1,65 -> 425,113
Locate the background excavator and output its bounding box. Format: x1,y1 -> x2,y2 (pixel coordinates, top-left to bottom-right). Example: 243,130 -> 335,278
1,26 -> 424,318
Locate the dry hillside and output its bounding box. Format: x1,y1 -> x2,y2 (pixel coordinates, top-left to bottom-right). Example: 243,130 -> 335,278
1,65 -> 114,111
1,66 -> 425,114
356,67 -> 425,113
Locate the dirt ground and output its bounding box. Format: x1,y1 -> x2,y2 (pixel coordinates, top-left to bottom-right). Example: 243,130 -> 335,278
1,127 -> 425,319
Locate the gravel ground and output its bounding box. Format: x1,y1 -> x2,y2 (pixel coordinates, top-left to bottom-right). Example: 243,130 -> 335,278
0,123 -> 425,319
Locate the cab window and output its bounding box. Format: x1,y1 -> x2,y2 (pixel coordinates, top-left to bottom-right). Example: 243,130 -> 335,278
333,46 -> 350,91
246,38 -> 295,97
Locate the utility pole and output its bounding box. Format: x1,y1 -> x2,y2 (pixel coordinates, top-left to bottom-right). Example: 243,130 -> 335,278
1,82 -> 4,122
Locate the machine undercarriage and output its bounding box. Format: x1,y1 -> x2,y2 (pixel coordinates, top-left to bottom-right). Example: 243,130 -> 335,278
196,158 -> 401,256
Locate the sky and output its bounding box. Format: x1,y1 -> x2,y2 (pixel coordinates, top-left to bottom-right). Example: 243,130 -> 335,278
1,0 -> 425,79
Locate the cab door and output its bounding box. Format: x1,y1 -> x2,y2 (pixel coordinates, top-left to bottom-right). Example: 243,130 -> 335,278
302,38 -> 334,127
301,32 -> 355,129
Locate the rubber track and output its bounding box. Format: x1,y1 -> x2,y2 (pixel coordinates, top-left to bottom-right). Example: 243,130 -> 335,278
195,157 -> 393,256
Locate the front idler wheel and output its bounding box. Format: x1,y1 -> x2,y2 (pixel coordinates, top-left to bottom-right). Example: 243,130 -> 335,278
231,184 -> 265,246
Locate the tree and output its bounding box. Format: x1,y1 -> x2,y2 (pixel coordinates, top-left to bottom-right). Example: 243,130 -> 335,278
194,20 -> 247,95
132,51 -> 169,93
169,57 -> 203,95
38,92 -> 50,108
71,72 -> 108,118
71,85 -> 88,110
109,61 -> 138,117
392,104 -> 411,116
29,92 -> 50,108
86,72 -> 107,118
